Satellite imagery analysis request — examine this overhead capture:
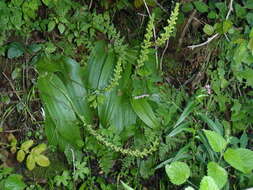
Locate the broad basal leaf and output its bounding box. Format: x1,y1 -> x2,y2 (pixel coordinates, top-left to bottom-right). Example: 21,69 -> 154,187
165,161 -> 190,185
131,98 -> 160,129
87,40 -> 108,89
203,130 -> 227,152
224,148 -> 253,173
207,162 -> 228,189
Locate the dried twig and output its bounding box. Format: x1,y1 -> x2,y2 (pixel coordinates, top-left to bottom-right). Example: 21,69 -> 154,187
2,72 -> 37,122
187,0 -> 234,50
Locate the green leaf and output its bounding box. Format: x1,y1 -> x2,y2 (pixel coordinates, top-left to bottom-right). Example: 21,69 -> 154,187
182,2 -> 193,13
203,130 -> 227,152
16,150 -> 26,163
48,20 -> 56,32
193,1 -> 209,13
4,174 -> 26,190
131,98 -> 160,128
222,20 -> 233,33
245,0 -> 253,9
20,140 -> 34,152
246,13 -> 253,26
174,101 -> 196,128
235,3 -> 247,18
58,23 -> 65,34
87,41 -> 108,89
238,69 -> 253,88
207,162 -> 228,189
37,56 -> 92,151
207,11 -> 217,19
199,176 -> 219,190
121,181 -> 134,190
165,161 -> 190,185
185,187 -> 195,190
203,24 -> 214,36
26,154 -> 36,171
7,42 -> 24,59
35,155 -> 50,167
224,148 -> 253,173
31,143 -> 47,154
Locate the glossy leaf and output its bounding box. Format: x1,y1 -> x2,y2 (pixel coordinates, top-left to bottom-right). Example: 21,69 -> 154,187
224,148 -> 253,173
35,155 -> 50,167
121,181 -> 134,190
31,143 -> 47,154
165,161 -> 190,185
26,154 -> 36,171
207,162 -> 228,189
174,101 -> 196,128
203,130 -> 227,152
131,98 -> 160,128
20,140 -> 34,152
16,150 -> 26,163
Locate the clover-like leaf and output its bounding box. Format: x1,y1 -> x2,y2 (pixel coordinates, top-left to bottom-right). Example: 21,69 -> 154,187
17,150 -> 26,163
26,154 -> 36,171
165,161 -> 190,185
20,140 -> 34,152
35,154 -> 50,167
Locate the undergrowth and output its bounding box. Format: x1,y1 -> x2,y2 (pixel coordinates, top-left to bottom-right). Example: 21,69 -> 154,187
1,0 -> 253,190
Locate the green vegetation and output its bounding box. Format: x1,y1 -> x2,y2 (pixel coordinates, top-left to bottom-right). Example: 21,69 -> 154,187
1,0 -> 253,189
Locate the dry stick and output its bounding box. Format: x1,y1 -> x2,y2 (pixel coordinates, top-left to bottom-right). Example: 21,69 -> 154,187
142,0 -> 159,69
188,0 -> 234,50
2,72 -> 37,122
178,10 -> 197,48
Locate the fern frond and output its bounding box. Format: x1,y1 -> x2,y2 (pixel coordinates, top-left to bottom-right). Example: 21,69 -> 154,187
156,3 -> 180,46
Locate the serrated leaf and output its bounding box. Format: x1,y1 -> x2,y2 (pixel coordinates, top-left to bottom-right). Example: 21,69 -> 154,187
7,42 -> 24,59
207,162 -> 228,189
182,2 -> 193,13
20,140 -> 34,152
16,150 -> 26,163
199,176 -> 219,190
194,1 -> 208,13
48,20 -> 56,32
224,148 -> 253,173
165,161 -> 190,185
26,154 -> 36,171
35,154 -> 50,167
131,98 -> 160,128
58,23 -> 65,34
4,174 -> 26,190
203,24 -> 214,36
203,130 -> 227,152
